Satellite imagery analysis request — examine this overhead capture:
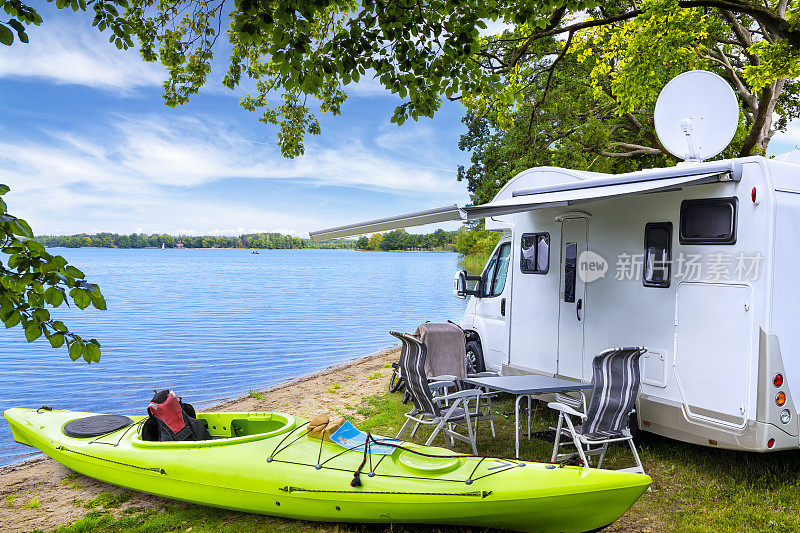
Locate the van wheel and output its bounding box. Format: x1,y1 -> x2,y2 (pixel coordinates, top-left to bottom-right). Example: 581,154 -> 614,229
465,340 -> 486,374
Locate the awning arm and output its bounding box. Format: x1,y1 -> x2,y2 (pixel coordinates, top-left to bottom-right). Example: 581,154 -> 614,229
512,160 -> 742,197
309,204 -> 464,241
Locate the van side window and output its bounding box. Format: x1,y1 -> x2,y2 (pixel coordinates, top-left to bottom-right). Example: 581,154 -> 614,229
679,198 -> 737,244
520,232 -> 550,274
483,243 -> 511,297
644,222 -> 672,288
489,243 -> 511,296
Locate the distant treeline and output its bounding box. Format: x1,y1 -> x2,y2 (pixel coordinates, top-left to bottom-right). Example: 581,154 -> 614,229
35,229 -> 463,252
356,229 -> 457,251
35,233 -> 353,250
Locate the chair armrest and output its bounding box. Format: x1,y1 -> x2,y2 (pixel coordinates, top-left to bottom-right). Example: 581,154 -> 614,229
428,374 -> 460,382
428,380 -> 456,391
467,372 -> 498,378
546,402 -> 587,420
438,389 -> 482,402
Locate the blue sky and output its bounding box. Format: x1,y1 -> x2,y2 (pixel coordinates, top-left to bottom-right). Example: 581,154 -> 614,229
1,8 -> 798,237
0,8 -> 471,237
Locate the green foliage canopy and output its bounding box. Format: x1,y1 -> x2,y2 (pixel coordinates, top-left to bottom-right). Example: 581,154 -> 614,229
458,1 -> 800,205
3,0 -> 798,158
0,186 -> 105,363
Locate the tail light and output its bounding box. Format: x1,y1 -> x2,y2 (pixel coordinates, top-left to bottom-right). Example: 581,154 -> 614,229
776,392 -> 787,406
773,373 -> 784,387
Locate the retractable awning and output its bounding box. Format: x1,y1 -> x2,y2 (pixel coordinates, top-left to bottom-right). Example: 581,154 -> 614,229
462,169 -> 734,220
310,204 -> 464,241
309,161 -> 741,241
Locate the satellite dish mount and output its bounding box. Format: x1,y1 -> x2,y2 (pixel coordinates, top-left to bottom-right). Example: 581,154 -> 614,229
680,119 -> 699,161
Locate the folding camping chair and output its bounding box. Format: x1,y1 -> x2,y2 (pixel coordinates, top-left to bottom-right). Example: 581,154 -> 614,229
548,347 -> 648,474
415,322 -> 496,437
391,331 -> 486,454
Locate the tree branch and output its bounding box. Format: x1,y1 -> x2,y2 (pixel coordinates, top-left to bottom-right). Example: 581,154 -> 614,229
678,1 -> 800,47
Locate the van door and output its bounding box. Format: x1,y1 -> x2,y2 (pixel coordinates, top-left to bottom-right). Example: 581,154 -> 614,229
474,241 -> 512,370
557,218 -> 588,379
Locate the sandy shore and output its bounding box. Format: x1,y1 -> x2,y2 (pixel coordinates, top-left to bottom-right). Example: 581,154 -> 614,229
0,347 -> 399,533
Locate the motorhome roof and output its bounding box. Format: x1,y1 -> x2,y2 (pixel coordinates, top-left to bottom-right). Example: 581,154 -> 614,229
309,159 -> 743,241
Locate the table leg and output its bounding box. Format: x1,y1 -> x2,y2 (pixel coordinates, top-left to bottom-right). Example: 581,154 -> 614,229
527,395 -> 532,438
514,394 -> 523,458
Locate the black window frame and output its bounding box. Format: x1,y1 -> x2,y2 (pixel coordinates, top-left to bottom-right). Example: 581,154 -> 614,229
643,222 -> 672,288
520,232 -> 550,274
481,242 -> 512,298
679,197 -> 738,245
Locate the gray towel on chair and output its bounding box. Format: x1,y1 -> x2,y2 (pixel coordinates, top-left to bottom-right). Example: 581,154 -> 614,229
414,322 -> 467,380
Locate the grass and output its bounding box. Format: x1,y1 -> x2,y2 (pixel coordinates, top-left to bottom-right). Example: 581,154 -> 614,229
61,471 -> 84,490
84,491 -> 133,509
367,371 -> 382,380
248,390 -> 264,400
25,496 -> 40,509
326,382 -> 341,393
5,494 -> 17,508
459,252 -> 493,275
41,389 -> 800,533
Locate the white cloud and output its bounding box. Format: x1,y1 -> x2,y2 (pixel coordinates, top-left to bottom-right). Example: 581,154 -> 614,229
0,15 -> 164,93
774,119 -> 800,145
767,118 -> 800,157
0,113 -> 467,235
102,114 -> 464,194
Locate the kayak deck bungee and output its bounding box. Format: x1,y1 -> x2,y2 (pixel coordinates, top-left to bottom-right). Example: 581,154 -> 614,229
5,407 -> 651,532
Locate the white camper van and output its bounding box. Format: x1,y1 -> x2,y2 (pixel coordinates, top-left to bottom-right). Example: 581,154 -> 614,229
311,72 -> 800,452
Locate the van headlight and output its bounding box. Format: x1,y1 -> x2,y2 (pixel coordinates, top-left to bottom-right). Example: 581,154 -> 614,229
780,409 -> 791,424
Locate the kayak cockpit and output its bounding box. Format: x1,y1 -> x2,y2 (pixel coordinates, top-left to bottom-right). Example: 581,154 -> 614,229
131,411 -> 301,448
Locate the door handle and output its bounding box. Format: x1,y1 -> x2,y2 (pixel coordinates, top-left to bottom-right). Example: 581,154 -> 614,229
500,298 -> 506,317
576,299 -> 582,321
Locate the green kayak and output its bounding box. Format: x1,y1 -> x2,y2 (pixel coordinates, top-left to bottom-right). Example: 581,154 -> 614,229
5,407 -> 650,532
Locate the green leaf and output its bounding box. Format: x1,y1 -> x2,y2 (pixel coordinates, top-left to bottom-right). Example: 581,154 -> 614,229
49,333 -> 65,348
0,23 -> 13,46
32,308 -> 49,323
8,19 -> 24,33
65,265 -> 85,279
68,341 -> 83,361
24,323 -> 41,342
0,184 -> 9,195
13,218 -> 33,238
69,288 -> 92,310
27,291 -> 43,308
85,342 -> 101,362
4,311 -> 20,328
45,287 -> 65,307
90,293 -> 107,311
25,239 -> 45,255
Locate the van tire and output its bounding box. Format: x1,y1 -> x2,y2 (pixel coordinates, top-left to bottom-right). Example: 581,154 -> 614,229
465,340 -> 486,374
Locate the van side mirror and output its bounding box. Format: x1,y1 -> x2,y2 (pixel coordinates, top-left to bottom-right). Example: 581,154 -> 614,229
453,269 -> 482,299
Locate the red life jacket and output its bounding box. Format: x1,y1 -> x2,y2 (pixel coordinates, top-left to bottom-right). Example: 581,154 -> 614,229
142,390 -> 210,442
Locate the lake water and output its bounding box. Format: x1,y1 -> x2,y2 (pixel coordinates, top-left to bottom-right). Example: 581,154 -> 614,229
0,248 -> 467,464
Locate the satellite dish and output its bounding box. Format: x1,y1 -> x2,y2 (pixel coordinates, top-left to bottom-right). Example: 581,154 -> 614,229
654,70 -> 739,162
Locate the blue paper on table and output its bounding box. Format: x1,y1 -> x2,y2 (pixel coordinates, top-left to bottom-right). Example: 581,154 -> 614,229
329,421 -> 404,455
